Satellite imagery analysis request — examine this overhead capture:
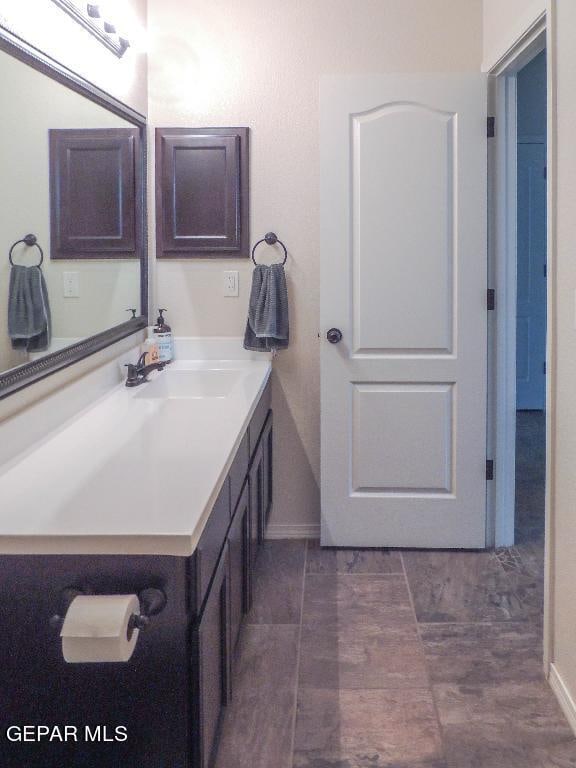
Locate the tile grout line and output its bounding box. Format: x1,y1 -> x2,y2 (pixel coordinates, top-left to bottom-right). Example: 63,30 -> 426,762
288,538 -> 308,768
305,571 -> 405,578
417,619 -> 542,628
400,551 -> 449,763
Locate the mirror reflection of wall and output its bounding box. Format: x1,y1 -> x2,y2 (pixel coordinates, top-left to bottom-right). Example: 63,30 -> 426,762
0,46 -> 141,376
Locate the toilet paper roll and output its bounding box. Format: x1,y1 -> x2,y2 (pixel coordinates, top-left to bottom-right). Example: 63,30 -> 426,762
60,594 -> 140,664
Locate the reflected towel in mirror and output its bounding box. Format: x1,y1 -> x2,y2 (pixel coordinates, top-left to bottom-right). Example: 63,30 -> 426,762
8,264 -> 52,352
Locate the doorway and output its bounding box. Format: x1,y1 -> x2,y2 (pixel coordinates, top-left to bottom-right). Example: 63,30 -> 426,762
489,18 -> 551,670
515,51 -> 547,547
490,24 -> 548,552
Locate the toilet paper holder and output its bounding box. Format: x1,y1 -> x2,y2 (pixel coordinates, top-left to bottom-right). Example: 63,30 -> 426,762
49,587 -> 167,637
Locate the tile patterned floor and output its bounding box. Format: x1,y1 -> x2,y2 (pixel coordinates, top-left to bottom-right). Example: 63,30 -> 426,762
215,413 -> 572,767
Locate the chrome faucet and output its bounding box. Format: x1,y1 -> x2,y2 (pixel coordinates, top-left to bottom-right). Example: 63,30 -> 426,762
125,352 -> 165,387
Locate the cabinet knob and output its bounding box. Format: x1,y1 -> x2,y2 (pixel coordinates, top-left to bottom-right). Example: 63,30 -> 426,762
326,328 -> 343,344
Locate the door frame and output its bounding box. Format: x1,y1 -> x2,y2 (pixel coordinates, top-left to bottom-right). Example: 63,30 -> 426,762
487,9 -> 554,673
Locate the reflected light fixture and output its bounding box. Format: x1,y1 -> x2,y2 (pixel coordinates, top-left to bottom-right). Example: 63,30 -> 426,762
51,1 -> 130,57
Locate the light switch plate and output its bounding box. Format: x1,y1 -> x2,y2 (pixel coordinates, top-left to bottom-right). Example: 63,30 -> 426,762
223,270 -> 239,297
63,271 -> 80,298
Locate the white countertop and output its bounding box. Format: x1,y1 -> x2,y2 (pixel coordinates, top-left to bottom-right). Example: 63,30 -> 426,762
0,348 -> 271,556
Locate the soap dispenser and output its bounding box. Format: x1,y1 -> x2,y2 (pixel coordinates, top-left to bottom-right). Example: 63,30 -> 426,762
142,330 -> 160,366
153,309 -> 173,363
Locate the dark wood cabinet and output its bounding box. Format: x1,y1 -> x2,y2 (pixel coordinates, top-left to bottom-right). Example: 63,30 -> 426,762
248,379 -> 272,456
194,479 -> 231,615
228,482 -> 250,651
229,432 -> 249,517
249,441 -> 265,563
261,412 -> 273,528
193,544 -> 231,768
155,127 -> 249,259
0,382 -> 272,768
49,128 -> 140,259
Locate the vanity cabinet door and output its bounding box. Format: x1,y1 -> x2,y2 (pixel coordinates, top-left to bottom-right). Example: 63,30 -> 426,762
195,479 -> 230,616
193,544 -> 230,768
229,431 -> 249,518
249,441 -> 265,567
248,381 -> 271,455
228,482 -> 250,652
261,412 -> 273,527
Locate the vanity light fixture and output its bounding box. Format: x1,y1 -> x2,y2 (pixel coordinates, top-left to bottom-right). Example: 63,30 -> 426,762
51,0 -> 130,58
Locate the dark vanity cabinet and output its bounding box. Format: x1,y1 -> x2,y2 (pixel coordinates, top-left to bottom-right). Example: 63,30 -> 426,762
249,412 -> 274,562
249,441 -> 265,564
228,483 -> 251,649
261,413 -> 273,531
193,544 -> 231,768
191,380 -> 272,767
0,381 -> 272,768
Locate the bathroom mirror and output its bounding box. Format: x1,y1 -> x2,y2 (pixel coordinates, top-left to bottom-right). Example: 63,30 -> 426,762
0,26 -> 147,399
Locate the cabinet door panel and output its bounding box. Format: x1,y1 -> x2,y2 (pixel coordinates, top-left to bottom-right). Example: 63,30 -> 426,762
249,442 -> 265,568
194,545 -> 230,768
49,128 -> 139,258
156,127 -> 249,259
261,412 -> 273,527
248,381 -> 271,455
228,482 -> 250,655
229,432 -> 249,517
195,479 -> 230,615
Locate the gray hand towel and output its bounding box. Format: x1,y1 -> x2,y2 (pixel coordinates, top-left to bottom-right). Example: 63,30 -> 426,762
8,264 -> 52,352
244,263 -> 289,352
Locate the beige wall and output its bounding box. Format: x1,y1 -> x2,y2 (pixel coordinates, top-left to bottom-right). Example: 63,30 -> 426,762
550,0 -> 576,710
482,0 -> 545,70
148,0 -> 484,532
0,0 -> 147,115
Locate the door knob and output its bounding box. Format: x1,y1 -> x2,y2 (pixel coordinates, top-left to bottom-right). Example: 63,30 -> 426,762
326,328 -> 343,344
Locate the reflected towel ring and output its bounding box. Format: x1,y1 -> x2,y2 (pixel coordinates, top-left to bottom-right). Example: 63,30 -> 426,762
251,232 -> 288,266
9,234 -> 44,267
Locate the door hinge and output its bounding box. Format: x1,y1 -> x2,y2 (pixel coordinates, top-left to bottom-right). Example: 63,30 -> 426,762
543,361 -> 547,375
486,460 -> 494,481
544,263 -> 547,278
487,116 -> 496,138
487,288 -> 495,310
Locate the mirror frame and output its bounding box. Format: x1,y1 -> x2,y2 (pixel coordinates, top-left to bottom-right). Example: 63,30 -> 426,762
0,23 -> 148,400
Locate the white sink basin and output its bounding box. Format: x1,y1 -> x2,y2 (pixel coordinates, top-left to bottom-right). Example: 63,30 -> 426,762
134,368 -> 242,399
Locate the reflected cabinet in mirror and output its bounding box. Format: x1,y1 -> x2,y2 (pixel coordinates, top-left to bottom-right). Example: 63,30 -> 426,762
0,28 -> 147,399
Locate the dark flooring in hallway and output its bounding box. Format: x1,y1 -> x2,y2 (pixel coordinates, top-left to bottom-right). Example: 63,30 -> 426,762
215,413 -> 572,767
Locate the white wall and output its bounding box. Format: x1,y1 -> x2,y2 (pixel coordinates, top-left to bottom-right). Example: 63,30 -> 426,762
148,0 -> 484,532
483,0 -> 545,71
549,0 -> 576,718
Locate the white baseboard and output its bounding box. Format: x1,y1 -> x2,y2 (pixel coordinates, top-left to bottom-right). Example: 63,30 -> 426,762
549,663 -> 576,736
265,523 -> 320,540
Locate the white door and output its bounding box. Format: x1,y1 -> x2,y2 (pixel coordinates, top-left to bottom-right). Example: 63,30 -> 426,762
320,75 -> 488,548
516,141 -> 547,410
